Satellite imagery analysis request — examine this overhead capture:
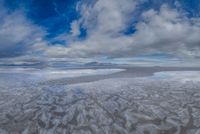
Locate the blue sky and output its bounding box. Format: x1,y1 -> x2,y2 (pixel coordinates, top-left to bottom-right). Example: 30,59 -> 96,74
0,0 -> 200,66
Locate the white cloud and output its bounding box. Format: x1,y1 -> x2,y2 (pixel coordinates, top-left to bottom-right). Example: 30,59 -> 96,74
44,2 -> 200,61
70,21 -> 80,36
0,4 -> 45,57
2,0 -> 200,66
45,0 -> 140,57
132,5 -> 200,58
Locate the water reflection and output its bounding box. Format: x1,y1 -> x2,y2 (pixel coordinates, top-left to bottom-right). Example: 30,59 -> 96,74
149,71 -> 200,82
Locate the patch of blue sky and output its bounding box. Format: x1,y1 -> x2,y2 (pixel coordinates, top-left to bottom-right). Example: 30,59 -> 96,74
4,0 -> 81,39
4,0 -> 199,41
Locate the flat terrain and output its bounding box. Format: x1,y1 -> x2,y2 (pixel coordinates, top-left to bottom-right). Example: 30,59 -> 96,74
0,67 -> 200,134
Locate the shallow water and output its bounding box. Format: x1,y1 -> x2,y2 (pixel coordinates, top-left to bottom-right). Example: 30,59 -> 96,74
0,69 -> 200,134
151,71 -> 200,82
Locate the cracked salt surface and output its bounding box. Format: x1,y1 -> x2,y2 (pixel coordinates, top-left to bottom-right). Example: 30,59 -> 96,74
0,69 -> 200,134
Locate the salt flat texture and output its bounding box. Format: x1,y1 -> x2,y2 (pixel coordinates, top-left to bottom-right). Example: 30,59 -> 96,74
0,71 -> 200,134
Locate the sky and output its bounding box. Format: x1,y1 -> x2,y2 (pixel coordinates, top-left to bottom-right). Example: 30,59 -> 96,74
0,0 -> 200,66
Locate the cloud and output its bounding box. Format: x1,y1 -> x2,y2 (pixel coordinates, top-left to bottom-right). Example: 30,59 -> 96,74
78,0 -> 137,34
0,2 -> 45,58
1,0 -> 200,67
133,5 -> 200,58
70,20 -> 81,36
44,1 -> 200,61
45,0 -> 140,57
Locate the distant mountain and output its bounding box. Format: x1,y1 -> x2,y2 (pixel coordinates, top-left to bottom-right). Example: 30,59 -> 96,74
0,61 -> 122,69
84,62 -> 100,66
84,62 -> 118,67
0,62 -> 47,69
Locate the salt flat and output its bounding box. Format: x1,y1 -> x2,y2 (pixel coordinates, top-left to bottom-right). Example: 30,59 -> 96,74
0,67 -> 200,134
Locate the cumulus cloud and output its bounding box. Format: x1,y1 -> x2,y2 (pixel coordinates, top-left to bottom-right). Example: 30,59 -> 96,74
45,0 -> 140,57
0,3 -> 45,58
133,5 -> 200,58
44,1 -> 200,60
1,0 -> 200,67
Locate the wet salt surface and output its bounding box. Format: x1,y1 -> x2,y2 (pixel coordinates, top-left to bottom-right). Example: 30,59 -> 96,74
0,69 -> 200,134
0,68 -> 125,80
152,71 -> 200,82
